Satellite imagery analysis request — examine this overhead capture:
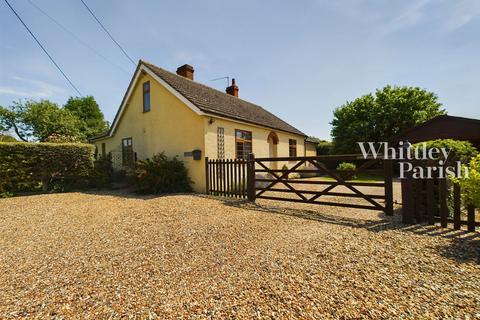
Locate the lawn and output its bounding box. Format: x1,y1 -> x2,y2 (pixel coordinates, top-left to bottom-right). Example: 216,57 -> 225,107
317,171 -> 385,182
0,192 -> 479,319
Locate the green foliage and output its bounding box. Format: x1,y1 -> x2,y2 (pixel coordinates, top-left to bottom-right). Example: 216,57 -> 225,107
453,154 -> 480,207
412,139 -> 478,164
0,100 -> 83,142
0,97 -> 109,142
64,96 -> 109,139
0,142 -> 94,193
331,86 -> 445,154
92,155 -> 114,188
44,133 -> 83,143
0,134 -> 17,142
132,153 -> 192,194
0,191 -> 14,198
0,102 -> 29,141
23,100 -> 83,142
317,141 -> 334,155
336,162 -> 357,180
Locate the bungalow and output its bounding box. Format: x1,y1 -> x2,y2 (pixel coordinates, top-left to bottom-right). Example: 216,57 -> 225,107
91,60 -> 316,192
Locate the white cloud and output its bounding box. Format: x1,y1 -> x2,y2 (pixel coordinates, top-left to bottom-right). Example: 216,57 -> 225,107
377,0 -> 480,36
0,77 -> 67,99
443,0 -> 480,31
379,0 -> 431,36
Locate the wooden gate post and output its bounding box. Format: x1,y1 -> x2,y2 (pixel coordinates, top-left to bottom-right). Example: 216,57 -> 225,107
453,183 -> 461,230
247,153 -> 256,201
467,205 -> 476,232
401,169 -> 414,224
439,178 -> 448,228
205,157 -> 209,195
384,159 -> 394,216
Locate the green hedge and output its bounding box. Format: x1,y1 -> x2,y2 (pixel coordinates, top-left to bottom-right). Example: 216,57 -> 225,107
0,142 -> 94,193
412,139 -> 478,164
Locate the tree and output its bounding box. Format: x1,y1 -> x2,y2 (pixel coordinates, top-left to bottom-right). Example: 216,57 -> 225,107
0,102 -> 29,141
331,86 -> 445,154
64,96 -> 108,139
0,100 -> 82,142
317,141 -> 334,155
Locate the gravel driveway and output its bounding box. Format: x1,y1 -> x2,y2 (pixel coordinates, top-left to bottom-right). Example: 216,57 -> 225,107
0,191 -> 479,319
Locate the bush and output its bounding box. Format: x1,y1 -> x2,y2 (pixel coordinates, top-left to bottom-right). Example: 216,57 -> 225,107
336,162 -> 357,180
0,142 -> 94,193
132,152 -> 192,194
453,154 -> 480,207
91,154 -> 114,188
317,141 -> 334,155
412,139 -> 478,164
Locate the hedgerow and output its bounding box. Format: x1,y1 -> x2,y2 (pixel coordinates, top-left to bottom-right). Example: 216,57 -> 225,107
0,142 -> 94,194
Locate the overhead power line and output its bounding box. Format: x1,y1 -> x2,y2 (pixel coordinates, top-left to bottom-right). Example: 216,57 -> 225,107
3,0 -> 83,96
27,0 -> 130,75
79,0 -> 136,66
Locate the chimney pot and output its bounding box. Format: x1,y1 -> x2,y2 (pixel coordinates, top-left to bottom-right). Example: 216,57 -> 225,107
176,64 -> 194,80
226,78 -> 239,97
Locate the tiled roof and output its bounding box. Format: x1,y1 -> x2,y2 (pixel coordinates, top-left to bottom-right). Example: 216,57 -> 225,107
142,61 -> 305,136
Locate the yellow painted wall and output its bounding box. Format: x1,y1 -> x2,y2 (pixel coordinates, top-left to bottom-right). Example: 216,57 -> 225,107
203,116 -> 306,169
305,142 -> 317,156
94,72 -> 205,192
95,71 -> 308,193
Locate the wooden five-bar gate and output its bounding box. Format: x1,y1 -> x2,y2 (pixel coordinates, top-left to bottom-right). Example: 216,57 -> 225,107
206,154 -> 394,215
206,155 -> 478,232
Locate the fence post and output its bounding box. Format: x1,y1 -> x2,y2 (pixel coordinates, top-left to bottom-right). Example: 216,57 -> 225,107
247,153 -> 256,201
439,178 -> 448,228
205,157 -> 209,195
426,178 -> 435,225
383,159 -> 394,216
401,170 -> 414,224
453,183 -> 461,230
467,205 -> 476,232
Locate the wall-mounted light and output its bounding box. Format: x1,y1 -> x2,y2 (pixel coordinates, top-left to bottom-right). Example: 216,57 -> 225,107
208,118 -> 215,125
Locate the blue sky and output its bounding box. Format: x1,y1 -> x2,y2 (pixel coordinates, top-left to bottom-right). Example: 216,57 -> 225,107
1,0 -> 479,139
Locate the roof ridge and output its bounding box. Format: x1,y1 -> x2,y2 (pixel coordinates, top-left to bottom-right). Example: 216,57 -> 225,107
142,60 -> 272,110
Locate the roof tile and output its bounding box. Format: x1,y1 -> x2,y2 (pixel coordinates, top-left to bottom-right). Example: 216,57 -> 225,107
143,61 -> 305,136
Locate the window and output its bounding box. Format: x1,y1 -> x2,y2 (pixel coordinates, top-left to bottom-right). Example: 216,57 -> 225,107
289,139 -> 297,157
122,137 -> 134,167
143,81 -> 150,112
217,127 -> 225,159
235,129 -> 252,159
101,143 -> 106,158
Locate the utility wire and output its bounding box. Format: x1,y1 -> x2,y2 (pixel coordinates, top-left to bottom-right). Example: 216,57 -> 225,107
3,0 -> 83,96
27,0 -> 130,75
79,0 -> 136,66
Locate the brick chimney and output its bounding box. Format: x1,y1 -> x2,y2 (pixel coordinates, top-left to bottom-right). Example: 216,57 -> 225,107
226,78 -> 239,97
176,64 -> 194,80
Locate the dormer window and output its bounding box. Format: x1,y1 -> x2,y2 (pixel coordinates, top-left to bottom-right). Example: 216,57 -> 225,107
143,81 -> 150,112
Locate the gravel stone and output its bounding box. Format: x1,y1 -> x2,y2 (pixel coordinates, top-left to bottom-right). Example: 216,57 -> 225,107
0,191 -> 479,319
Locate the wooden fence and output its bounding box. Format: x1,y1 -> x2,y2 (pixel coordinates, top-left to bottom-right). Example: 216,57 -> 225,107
205,158 -> 248,198
402,171 -> 478,232
206,154 -> 394,215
